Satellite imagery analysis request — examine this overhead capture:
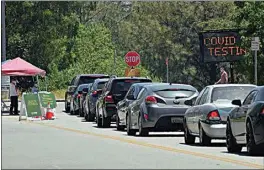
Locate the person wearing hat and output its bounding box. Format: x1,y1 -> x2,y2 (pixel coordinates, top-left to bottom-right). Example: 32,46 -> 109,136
10,78 -> 19,115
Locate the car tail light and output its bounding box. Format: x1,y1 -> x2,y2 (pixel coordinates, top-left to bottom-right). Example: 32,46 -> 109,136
145,96 -> 157,104
77,94 -> 81,98
92,91 -> 97,95
207,110 -> 221,121
260,108 -> 264,115
105,95 -> 114,103
144,113 -> 149,120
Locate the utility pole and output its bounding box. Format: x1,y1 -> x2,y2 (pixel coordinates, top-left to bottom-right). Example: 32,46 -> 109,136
166,57 -> 169,83
1,0 -> 6,61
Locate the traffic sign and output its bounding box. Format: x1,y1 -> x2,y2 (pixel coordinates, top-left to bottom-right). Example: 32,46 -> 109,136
251,41 -> 259,51
125,51 -> 140,67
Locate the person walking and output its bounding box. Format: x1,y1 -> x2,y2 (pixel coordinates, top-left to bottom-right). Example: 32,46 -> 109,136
215,66 -> 228,84
10,78 -> 19,115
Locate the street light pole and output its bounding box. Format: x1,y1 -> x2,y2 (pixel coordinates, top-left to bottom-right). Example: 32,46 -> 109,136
1,0 -> 6,61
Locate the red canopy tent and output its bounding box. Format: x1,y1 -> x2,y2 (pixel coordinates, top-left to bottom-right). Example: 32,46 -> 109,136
1,57 -> 46,77
1,57 -> 47,91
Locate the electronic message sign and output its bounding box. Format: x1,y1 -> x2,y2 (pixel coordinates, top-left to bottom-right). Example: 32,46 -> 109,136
199,30 -> 246,63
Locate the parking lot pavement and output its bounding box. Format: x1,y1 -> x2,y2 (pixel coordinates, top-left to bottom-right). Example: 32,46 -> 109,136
2,102 -> 264,169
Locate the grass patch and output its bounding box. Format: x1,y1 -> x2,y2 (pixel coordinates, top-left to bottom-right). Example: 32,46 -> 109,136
52,89 -> 66,99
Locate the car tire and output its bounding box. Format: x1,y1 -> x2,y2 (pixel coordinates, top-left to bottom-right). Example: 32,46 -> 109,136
116,115 -> 125,131
102,109 -> 111,128
85,107 -> 94,122
184,121 -> 195,144
79,106 -> 84,117
126,115 -> 136,136
138,114 -> 149,136
96,109 -> 102,128
246,121 -> 258,156
226,120 -> 242,153
199,124 -> 211,146
65,93 -> 70,113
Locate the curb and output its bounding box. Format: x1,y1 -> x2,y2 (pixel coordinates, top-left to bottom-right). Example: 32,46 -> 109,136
2,99 -> 65,102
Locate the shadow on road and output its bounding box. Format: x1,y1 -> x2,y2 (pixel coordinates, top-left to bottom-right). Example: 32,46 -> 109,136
136,133 -> 184,138
92,125 -> 115,129
180,142 -> 226,147
221,151 -> 264,157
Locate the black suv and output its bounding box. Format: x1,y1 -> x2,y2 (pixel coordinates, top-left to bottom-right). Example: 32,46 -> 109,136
65,74 -> 109,112
96,77 -> 152,128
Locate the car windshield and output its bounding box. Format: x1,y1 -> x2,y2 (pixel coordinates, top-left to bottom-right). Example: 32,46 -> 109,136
211,86 -> 255,102
112,79 -> 151,95
77,84 -> 90,91
155,89 -> 196,98
78,76 -> 109,85
97,82 -> 107,90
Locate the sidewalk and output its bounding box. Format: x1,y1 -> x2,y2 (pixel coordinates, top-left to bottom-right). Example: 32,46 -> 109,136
2,99 -> 65,102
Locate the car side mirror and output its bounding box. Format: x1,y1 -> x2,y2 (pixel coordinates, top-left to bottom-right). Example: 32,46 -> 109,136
184,100 -> 193,106
232,99 -> 242,106
127,94 -> 135,100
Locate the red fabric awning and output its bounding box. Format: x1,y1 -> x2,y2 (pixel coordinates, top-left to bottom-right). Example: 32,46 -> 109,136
1,57 -> 46,77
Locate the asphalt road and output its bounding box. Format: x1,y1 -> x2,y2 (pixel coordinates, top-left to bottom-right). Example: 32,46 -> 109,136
2,102 -> 264,169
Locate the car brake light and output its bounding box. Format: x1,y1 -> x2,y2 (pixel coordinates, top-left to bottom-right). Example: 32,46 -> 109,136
260,108 -> 264,115
207,110 -> 221,121
105,95 -> 114,103
144,113 -> 149,120
145,96 -> 157,104
77,94 -> 81,98
92,91 -> 97,95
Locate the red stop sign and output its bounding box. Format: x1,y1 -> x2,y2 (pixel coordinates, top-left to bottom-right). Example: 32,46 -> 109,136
125,51 -> 140,67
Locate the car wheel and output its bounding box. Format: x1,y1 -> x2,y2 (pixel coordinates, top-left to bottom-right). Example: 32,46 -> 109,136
127,115 -> 136,136
183,121 -> 195,144
138,114 -> 149,136
85,106 -> 94,122
79,106 -> 84,117
226,120 -> 242,153
116,115 -> 125,131
65,94 -> 70,113
102,110 -> 111,128
199,124 -> 211,146
246,121 -> 258,156
96,109 -> 102,128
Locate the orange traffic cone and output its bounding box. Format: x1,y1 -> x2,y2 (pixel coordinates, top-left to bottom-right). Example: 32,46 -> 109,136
45,102 -> 54,120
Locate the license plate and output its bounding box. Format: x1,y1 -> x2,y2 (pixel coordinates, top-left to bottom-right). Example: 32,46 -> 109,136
171,117 -> 183,123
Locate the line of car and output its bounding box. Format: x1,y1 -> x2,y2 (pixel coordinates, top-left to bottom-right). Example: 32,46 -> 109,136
65,74 -> 264,156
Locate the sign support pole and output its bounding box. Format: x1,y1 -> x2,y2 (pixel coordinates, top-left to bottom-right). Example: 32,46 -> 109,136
166,58 -> 169,83
251,37 -> 259,85
254,50 -> 257,85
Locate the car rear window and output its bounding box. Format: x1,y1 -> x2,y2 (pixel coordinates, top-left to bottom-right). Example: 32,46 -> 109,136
97,82 -> 107,90
155,89 -> 196,98
112,79 -> 151,95
211,86 -> 255,102
78,76 -> 109,85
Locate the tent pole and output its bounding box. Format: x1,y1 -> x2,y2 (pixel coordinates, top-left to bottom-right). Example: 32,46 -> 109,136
45,76 -> 47,91
36,75 -> 39,91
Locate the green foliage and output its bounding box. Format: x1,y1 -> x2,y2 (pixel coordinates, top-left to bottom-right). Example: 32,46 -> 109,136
5,1 -> 264,91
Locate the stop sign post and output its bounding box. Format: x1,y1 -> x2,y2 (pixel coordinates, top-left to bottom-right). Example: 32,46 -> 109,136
125,51 -> 140,67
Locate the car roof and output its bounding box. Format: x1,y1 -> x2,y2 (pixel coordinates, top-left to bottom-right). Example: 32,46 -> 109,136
112,77 -> 151,80
78,83 -> 92,89
130,82 -> 153,88
145,83 -> 198,91
78,74 -> 109,77
208,84 -> 256,88
94,78 -> 109,83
